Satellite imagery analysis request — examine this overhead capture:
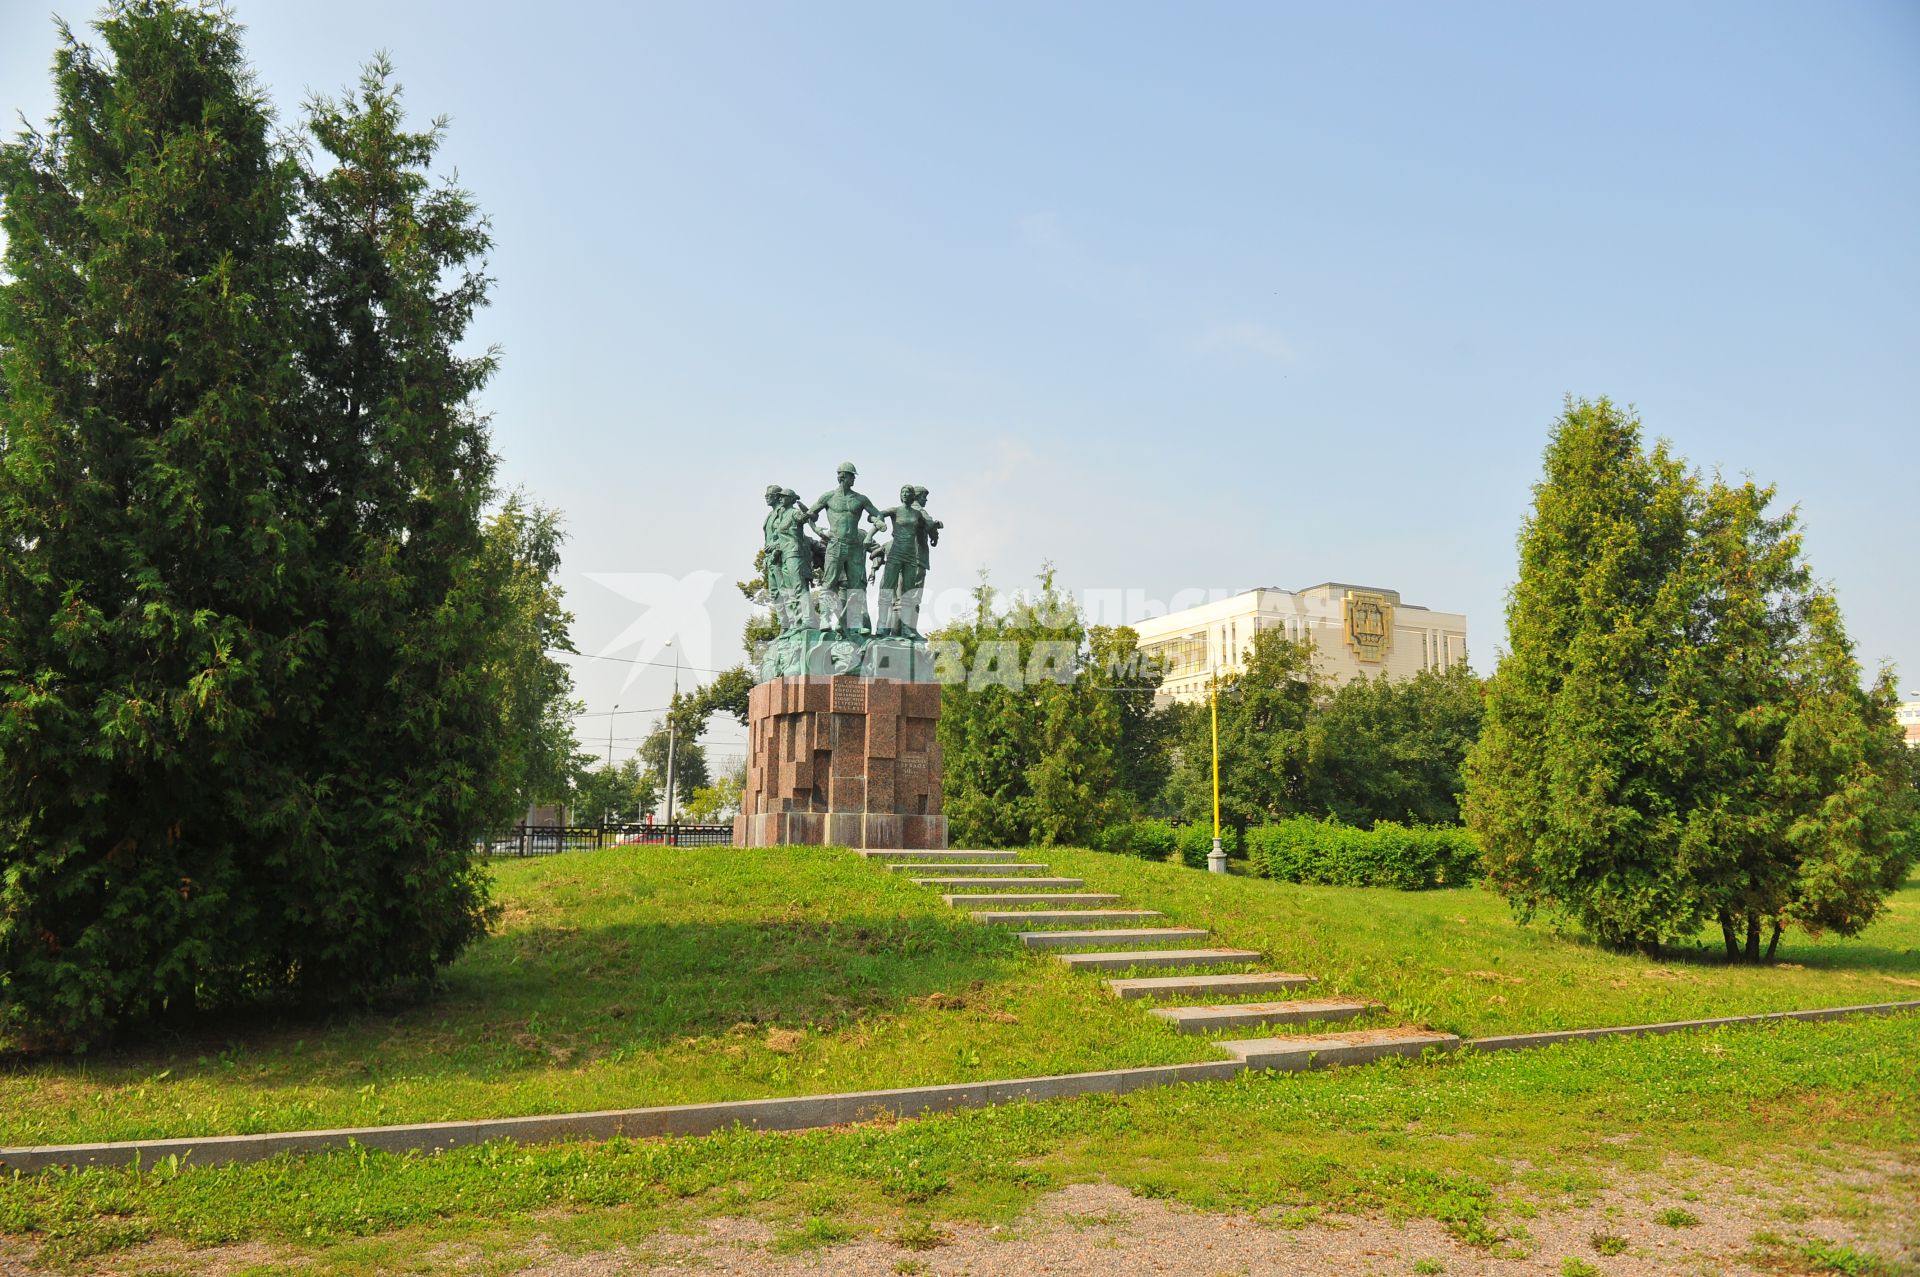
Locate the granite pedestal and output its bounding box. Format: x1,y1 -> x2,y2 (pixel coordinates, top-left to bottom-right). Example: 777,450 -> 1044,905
734,675 -> 946,849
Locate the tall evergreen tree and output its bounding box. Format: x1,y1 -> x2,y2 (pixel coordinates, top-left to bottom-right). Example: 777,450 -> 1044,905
935,570 -> 1123,847
1465,398 -> 1913,957
0,6 -> 526,1044
1088,623 -> 1174,815
0,2 -> 314,1045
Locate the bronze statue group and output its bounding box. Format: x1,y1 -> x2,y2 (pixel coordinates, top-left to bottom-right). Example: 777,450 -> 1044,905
762,462 -> 940,642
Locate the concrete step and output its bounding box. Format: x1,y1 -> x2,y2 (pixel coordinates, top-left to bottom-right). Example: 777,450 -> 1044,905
856,849 -> 1018,862
912,876 -> 1084,890
942,892 -> 1123,908
1218,1028 -> 1460,1071
889,862 -> 1051,874
1056,948 -> 1264,972
1021,927 -> 1210,950
1148,998 -> 1379,1035
1105,971 -> 1315,1001
973,909 -> 1163,928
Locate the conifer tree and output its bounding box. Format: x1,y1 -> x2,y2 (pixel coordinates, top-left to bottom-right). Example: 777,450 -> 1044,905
0,2 -> 313,1044
1465,399 -> 1914,957
936,571 -> 1124,846
0,5 -> 534,1044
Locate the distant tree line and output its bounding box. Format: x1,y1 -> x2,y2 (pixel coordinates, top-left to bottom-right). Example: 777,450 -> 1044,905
933,575 -> 1486,847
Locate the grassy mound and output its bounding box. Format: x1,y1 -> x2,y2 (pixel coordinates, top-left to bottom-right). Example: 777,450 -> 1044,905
2,847 -> 1914,1149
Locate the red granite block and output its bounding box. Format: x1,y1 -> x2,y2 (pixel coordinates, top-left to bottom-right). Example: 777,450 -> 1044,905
831,738 -> 864,776
831,777 -> 865,813
863,813 -> 900,849
866,678 -> 901,719
804,679 -> 831,713
867,759 -> 896,809
830,676 -> 866,714
866,712 -> 897,759
903,682 -> 941,718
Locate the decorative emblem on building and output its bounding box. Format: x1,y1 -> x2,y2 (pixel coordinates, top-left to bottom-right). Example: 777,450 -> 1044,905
1344,590 -> 1393,663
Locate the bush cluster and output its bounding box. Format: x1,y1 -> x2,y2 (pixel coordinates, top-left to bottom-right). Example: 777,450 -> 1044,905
1092,819 -> 1177,862
1094,820 -> 1244,867
1244,818 -> 1479,890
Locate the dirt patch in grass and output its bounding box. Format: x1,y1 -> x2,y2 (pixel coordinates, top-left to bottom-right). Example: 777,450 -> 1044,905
69,1155 -> 1910,1277
550,1161 -> 1912,1277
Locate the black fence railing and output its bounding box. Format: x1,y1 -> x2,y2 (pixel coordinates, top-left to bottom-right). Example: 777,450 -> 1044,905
481,822 -> 734,856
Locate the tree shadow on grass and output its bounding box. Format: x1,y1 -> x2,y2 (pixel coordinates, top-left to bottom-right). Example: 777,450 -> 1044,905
1641,938 -> 1920,974
0,912 -> 1031,1088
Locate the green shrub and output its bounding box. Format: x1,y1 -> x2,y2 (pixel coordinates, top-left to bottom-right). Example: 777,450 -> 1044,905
1244,817 -> 1478,889
1174,822 -> 1242,869
1098,819 -> 1178,863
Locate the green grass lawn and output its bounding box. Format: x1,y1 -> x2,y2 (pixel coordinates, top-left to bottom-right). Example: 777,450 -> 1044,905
1,846 -> 1915,1151
1042,848 -> 1920,1035
2,1013 -> 1915,1274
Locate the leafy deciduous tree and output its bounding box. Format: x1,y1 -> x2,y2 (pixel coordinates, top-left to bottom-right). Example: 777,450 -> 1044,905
1305,664 -> 1484,827
1169,628 -> 1321,833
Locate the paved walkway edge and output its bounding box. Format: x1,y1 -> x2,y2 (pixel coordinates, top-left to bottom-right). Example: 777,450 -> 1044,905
1464,998 -> 1920,1053
4,1001 -> 1913,1175
0,1060 -> 1248,1174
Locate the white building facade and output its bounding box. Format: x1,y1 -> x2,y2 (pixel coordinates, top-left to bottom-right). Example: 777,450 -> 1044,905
1898,700 -> 1920,748
1132,583 -> 1468,706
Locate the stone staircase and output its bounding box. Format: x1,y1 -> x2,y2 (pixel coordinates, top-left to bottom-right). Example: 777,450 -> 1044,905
857,847 -> 1458,1058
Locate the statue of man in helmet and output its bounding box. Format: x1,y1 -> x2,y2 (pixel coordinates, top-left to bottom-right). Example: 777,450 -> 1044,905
804,461 -> 884,637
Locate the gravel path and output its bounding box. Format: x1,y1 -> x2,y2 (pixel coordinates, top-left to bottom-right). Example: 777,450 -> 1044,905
472,1157 -> 1916,1276
21,1152 -> 1914,1275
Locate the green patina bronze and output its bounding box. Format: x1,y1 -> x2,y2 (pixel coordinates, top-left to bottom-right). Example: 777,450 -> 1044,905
757,463 -> 940,682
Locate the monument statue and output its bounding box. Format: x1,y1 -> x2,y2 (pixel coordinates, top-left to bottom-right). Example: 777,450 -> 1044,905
740,462 -> 949,849
804,461 -> 885,638
755,462 -> 942,683
871,484 -> 941,638
761,485 -> 818,631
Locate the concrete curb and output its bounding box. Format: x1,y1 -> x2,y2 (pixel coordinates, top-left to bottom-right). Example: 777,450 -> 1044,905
2,1000 -> 1914,1176
0,1061 -> 1247,1175
1465,999 -> 1920,1053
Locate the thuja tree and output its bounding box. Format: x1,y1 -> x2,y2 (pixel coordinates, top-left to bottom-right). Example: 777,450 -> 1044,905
1464,398 -> 1913,959
936,570 -> 1126,847
0,5 -> 522,1045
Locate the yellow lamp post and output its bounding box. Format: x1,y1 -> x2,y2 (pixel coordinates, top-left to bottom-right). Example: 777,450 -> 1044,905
1208,653 -> 1227,874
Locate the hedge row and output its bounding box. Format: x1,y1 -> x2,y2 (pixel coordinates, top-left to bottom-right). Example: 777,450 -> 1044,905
1094,820 -> 1243,869
1095,817 -> 1478,888
1245,817 -> 1478,889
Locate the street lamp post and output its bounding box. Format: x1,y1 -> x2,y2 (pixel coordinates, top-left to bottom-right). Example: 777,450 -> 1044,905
664,642 -> 681,831
1208,647 -> 1227,874
606,702 -> 619,826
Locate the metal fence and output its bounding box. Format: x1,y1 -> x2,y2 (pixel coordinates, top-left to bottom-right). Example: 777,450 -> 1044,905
481,822 -> 734,857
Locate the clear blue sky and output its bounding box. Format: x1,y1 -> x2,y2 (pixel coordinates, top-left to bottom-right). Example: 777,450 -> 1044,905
5,1 -> 1917,763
